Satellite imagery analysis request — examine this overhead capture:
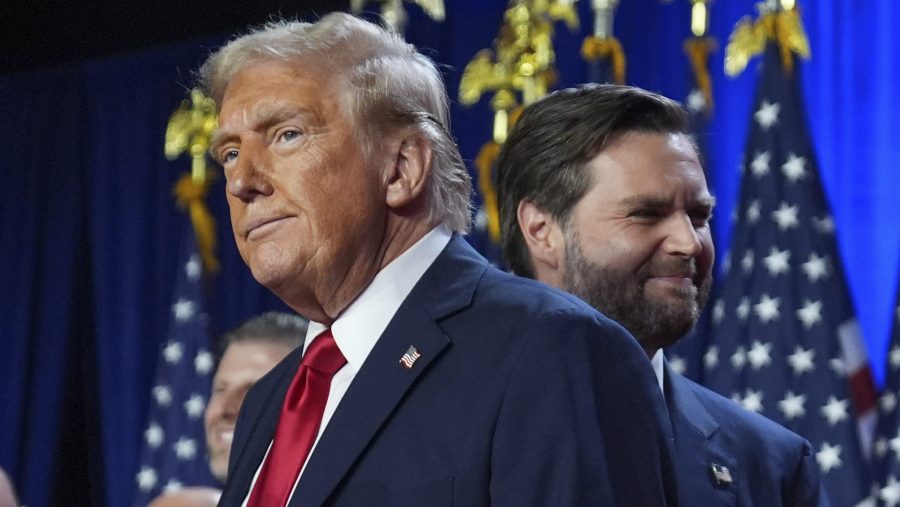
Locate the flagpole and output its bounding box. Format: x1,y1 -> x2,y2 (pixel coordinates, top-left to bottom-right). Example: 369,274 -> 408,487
701,5 -> 876,504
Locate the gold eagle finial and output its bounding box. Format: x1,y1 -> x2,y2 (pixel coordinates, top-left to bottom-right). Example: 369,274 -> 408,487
165,89 -> 220,273
351,0 -> 445,33
724,0 -> 810,77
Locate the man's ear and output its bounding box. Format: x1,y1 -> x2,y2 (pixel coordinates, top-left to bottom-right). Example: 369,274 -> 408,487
385,131 -> 432,209
517,200 -> 565,275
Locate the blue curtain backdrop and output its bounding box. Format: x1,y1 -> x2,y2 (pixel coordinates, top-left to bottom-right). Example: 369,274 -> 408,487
1,1 -> 897,506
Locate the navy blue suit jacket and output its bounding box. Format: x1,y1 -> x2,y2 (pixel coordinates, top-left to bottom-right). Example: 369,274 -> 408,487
220,236 -> 678,506
665,363 -> 827,506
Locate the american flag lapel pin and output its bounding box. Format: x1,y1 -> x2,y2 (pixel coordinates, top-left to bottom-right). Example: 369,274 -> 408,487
710,463 -> 733,487
399,345 -> 422,369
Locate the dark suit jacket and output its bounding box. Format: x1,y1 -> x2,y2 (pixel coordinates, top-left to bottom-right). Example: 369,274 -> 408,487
666,363 -> 827,506
220,236 -> 678,506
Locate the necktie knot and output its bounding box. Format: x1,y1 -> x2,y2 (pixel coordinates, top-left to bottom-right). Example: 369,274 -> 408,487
302,329 -> 346,375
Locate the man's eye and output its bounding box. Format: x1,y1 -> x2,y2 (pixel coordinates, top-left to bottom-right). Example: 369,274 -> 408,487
631,209 -> 661,219
221,149 -> 239,163
279,129 -> 302,142
691,210 -> 713,226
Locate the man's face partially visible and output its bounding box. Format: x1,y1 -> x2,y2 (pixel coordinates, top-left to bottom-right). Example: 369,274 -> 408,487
561,131 -> 715,354
212,60 -> 390,317
204,341 -> 295,482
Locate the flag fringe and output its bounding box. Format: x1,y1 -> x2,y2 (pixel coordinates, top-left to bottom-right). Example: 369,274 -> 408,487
581,36 -> 626,84
684,37 -> 716,115
174,174 -> 220,274
474,141 -> 502,243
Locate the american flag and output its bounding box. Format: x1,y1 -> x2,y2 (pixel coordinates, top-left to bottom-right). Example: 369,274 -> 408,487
700,42 -> 876,506
132,223 -> 217,505
872,283 -> 900,505
710,463 -> 733,486
399,345 -> 422,369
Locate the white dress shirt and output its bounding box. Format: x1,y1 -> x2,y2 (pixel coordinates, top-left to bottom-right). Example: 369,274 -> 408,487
651,349 -> 665,397
243,226 -> 451,506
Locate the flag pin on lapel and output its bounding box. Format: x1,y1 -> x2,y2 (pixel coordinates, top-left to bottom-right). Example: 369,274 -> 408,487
399,345 -> 422,369
710,463 -> 733,487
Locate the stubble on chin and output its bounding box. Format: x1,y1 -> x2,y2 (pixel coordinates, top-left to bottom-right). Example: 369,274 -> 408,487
563,240 -> 711,351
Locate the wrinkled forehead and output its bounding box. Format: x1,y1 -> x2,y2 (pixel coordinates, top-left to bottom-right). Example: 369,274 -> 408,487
210,58 -> 360,143
222,55 -> 353,106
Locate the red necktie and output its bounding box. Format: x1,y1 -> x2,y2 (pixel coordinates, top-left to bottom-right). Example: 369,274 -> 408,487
246,329 -> 347,507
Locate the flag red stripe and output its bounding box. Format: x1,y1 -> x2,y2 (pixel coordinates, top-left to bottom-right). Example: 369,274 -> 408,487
849,365 -> 878,415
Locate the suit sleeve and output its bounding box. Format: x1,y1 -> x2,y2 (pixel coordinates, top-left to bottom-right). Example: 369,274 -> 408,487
787,439 -> 829,507
488,309 -> 678,506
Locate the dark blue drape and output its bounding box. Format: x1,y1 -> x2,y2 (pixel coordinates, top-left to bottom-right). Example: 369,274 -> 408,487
0,67 -> 89,507
82,40 -> 289,506
1,1 -> 897,506
84,42 -> 218,507
1,38 -> 288,506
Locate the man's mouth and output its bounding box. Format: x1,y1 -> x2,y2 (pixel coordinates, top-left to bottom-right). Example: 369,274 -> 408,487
210,427 -> 234,446
245,216 -> 290,240
646,275 -> 696,290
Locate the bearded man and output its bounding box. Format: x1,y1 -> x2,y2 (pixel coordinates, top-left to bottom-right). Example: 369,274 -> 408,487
497,83 -> 827,506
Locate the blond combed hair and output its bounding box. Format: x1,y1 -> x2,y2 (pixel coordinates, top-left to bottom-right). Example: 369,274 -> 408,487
198,13 -> 472,233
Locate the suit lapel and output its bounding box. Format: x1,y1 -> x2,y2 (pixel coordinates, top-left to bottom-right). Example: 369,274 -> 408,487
665,363 -> 737,505
289,236 -> 486,507
666,363 -> 718,439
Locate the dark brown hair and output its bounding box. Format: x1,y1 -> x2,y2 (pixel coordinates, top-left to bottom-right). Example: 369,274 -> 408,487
496,83 -> 692,277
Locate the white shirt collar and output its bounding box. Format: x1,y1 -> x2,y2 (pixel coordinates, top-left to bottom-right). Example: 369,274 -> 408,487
651,349 -> 665,396
304,226 -> 452,372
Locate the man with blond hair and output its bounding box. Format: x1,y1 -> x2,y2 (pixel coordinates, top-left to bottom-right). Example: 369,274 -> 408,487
202,14 -> 677,506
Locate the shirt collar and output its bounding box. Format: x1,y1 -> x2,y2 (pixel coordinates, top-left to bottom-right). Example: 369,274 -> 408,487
304,226 -> 452,372
651,349 -> 665,397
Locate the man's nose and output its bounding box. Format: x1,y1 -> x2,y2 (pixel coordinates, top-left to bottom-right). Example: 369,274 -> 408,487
226,144 -> 274,202
662,214 -> 703,257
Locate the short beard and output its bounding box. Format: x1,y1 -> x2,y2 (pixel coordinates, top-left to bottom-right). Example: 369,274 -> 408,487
562,233 -> 712,354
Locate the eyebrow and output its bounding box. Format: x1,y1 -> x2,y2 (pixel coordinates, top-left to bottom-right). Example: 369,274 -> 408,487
209,103 -> 317,154
208,130 -> 232,156
698,195 -> 717,208
619,194 -> 717,209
